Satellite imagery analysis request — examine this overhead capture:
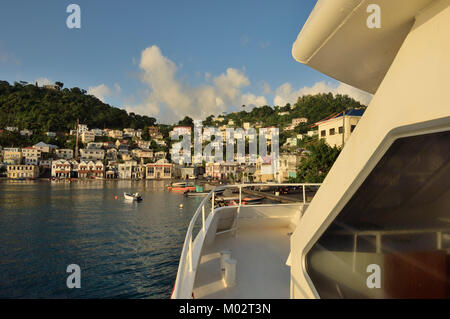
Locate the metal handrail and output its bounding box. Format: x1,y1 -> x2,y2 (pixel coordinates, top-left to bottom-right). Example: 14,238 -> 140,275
171,182 -> 321,298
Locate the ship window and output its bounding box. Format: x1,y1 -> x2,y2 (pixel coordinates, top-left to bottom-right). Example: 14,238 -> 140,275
306,130 -> 450,299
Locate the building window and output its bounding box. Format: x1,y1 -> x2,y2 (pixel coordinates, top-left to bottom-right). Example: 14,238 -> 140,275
329,128 -> 336,136
339,126 -> 344,134
306,130 -> 450,299
351,125 -> 356,132
321,130 -> 326,137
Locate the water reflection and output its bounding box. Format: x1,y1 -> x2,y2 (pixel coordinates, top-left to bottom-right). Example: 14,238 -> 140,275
0,180 -> 202,298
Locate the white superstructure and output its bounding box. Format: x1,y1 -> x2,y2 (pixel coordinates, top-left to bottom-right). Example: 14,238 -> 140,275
174,0 -> 450,299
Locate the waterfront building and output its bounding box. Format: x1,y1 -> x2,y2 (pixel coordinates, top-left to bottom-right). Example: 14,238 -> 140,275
115,139 -> 128,148
7,165 -> 39,179
109,130 -> 123,139
91,161 -> 105,178
80,148 -> 105,161
51,159 -> 72,178
91,128 -> 104,137
105,164 -> 117,179
292,117 -> 308,126
77,161 -> 89,179
137,140 -> 151,150
46,132 -> 56,137
20,129 -> 33,136
22,147 -> 41,159
277,154 -> 302,182
76,160 -> 104,179
34,142 -> 58,153
55,149 -> 73,160
77,124 -> 89,134
123,128 -> 136,138
5,126 -> 18,132
81,131 -> 95,143
146,159 -> 172,180
243,122 -> 250,130
205,162 -> 238,180
106,148 -> 118,161
38,159 -> 53,169
283,137 -> 299,148
3,149 -> 22,165
254,156 -> 275,182
133,149 -> 154,160
118,160 -> 138,179
317,109 -> 365,148
180,166 -> 196,180
86,142 -> 103,149
43,84 -> 59,90
24,156 -> 39,166
103,141 -> 115,149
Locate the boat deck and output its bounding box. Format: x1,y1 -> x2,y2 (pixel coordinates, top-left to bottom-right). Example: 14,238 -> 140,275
193,226 -> 292,299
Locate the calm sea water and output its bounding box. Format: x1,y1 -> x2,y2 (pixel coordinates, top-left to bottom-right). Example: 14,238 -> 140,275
0,180 -> 204,299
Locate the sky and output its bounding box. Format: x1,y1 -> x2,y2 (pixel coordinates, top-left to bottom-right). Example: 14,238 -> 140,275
0,0 -> 372,124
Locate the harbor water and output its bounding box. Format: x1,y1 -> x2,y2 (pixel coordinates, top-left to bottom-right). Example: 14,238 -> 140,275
0,180 -> 204,298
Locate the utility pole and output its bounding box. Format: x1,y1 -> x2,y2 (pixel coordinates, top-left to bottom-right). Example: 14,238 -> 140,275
342,109 -> 345,147
75,118 -> 79,161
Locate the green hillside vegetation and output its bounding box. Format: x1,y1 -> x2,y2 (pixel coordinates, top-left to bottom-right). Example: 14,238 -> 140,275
0,81 -> 157,133
206,92 -> 365,131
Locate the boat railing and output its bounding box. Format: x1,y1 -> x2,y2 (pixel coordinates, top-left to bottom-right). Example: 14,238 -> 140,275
172,182 -> 321,299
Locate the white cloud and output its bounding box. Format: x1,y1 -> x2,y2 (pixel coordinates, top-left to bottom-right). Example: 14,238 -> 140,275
126,45 -> 267,122
88,83 -> 121,103
273,81 -> 373,106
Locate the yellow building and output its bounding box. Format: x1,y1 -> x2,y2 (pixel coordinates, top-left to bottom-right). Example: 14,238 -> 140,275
317,109 -> 365,148
7,165 -> 39,179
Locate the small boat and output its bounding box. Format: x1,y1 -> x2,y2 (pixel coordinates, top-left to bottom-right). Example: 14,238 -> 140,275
185,191 -> 209,197
184,188 -> 225,197
168,182 -> 196,192
124,192 -> 142,201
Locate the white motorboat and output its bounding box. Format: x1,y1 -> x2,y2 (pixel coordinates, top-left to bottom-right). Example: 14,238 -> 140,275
173,0 -> 450,299
123,192 -> 142,201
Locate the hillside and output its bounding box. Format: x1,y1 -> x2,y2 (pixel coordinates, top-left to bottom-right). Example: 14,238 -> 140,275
203,92 -> 366,130
0,81 -> 157,133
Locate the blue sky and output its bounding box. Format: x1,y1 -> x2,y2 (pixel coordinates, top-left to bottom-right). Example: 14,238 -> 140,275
0,0 -> 371,123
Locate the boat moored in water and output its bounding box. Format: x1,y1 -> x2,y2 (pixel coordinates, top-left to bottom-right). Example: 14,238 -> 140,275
123,192 -> 142,201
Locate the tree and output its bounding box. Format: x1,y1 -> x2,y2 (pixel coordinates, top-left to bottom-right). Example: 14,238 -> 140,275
293,139 -> 341,183
178,116 -> 194,127
141,128 -> 150,141
55,82 -> 64,90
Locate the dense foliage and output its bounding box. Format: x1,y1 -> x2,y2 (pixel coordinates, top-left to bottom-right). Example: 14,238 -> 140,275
290,139 -> 342,183
0,81 -> 157,133
208,93 -> 365,129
